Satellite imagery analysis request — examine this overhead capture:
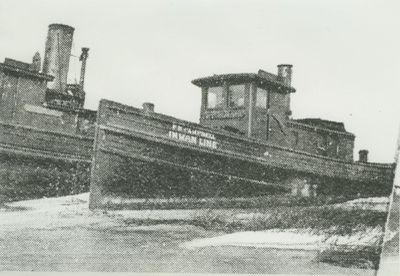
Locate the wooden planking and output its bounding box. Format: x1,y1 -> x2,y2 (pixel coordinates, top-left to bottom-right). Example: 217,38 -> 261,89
95,99 -> 394,185
0,122 -> 93,160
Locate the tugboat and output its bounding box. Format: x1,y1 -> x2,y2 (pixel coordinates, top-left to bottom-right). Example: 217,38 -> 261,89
0,24 -> 394,206
0,24 -> 95,201
88,67 -> 395,209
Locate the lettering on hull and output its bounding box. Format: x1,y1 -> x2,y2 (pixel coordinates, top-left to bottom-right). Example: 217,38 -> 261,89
168,123 -> 218,149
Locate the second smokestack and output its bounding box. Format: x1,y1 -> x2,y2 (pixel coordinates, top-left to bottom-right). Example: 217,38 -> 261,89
42,23 -> 74,93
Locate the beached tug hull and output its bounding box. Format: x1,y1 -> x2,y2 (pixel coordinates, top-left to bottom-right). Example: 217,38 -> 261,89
88,100 -> 394,209
0,121 -> 93,201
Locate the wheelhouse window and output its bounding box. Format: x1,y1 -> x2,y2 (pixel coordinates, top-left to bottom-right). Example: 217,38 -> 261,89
256,87 -> 268,108
228,84 -> 245,108
207,86 -> 224,109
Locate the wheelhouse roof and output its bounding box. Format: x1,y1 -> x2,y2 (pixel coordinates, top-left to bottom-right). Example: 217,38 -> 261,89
192,71 -> 296,93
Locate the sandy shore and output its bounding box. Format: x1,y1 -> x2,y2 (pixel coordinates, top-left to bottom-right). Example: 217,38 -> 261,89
0,193 -> 386,251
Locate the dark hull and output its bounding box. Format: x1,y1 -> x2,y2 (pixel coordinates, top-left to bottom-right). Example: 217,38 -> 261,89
0,122 -> 92,201
88,100 -> 395,209
0,99 -> 394,205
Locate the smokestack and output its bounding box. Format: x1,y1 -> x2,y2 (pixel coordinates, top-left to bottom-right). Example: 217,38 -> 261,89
142,102 -> 155,113
358,150 -> 369,162
277,64 -> 293,86
42,23 -> 74,93
79,47 -> 89,90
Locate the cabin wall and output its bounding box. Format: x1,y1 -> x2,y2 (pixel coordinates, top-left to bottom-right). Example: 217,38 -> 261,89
0,72 -> 18,122
199,84 -> 250,135
288,124 -> 354,161
0,70 -> 97,136
269,90 -> 290,119
197,81 -> 355,161
0,72 -> 47,122
200,114 -> 248,135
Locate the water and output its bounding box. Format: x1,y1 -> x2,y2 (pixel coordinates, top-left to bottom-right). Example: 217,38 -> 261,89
0,226 -> 375,274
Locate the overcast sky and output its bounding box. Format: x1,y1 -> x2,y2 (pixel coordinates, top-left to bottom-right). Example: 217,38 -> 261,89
0,0 -> 399,162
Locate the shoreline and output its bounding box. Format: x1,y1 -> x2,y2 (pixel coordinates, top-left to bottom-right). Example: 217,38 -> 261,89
0,192 -> 387,270
0,193 -> 385,249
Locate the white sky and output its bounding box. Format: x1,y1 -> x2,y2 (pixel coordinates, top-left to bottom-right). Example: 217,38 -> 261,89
0,0 -> 399,162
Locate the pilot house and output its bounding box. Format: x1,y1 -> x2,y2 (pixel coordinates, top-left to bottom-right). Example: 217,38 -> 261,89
192,65 -> 355,161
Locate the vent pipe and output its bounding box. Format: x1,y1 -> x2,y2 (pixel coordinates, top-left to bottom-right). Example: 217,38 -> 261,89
30,52 -> 41,72
79,47 -> 89,90
277,64 -> 293,86
358,149 -> 369,162
142,102 -> 155,113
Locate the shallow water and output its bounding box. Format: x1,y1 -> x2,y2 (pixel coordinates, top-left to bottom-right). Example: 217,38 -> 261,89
0,226 -> 375,274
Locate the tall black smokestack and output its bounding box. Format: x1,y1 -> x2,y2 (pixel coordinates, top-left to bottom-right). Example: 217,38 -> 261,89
42,24 -> 74,93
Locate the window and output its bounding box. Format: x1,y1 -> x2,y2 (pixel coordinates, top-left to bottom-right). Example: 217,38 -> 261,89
256,87 -> 267,108
228,84 -> 245,108
207,86 -> 224,109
